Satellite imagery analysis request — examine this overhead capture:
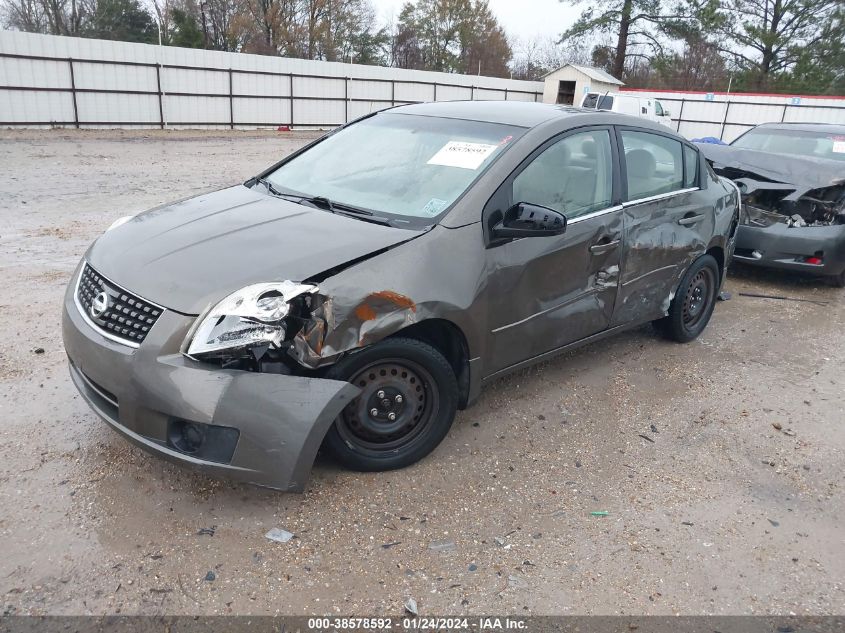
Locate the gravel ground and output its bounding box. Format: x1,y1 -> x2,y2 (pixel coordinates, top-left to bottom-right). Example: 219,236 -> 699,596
0,129 -> 843,616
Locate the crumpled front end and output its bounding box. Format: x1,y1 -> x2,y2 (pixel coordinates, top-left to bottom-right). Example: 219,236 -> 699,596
698,145 -> 845,276
732,179 -> 845,275
62,263 -> 359,492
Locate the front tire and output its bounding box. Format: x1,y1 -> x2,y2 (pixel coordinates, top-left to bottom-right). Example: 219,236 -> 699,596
654,254 -> 720,343
323,337 -> 458,472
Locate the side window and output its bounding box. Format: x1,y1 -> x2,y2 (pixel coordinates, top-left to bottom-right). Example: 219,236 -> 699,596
512,129 -> 613,219
655,100 -> 664,116
621,130 -> 684,201
683,145 -> 699,188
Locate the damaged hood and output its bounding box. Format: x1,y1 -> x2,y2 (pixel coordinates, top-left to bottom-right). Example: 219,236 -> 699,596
697,143 -> 845,190
87,185 -> 421,315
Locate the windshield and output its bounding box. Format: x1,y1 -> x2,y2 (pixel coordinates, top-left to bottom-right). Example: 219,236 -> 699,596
731,128 -> 845,162
264,112 -> 523,226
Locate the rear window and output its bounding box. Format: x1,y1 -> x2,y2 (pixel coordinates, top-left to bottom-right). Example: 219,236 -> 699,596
621,131 -> 684,200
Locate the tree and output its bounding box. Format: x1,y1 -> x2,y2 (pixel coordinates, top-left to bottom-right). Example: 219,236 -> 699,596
168,6 -> 203,46
2,0 -> 48,32
510,35 -> 594,80
392,0 -> 511,76
708,0 -> 842,90
84,0 -> 157,42
557,0 -> 696,80
647,34 -> 729,90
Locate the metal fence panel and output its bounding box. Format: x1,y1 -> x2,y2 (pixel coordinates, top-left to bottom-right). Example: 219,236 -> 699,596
233,97 -> 290,126
0,56 -> 69,88
435,84 -> 472,101
348,79 -> 391,101
0,89 -> 73,123
232,72 -> 289,98
621,89 -> 845,142
0,31 -> 545,129
77,92 -> 160,123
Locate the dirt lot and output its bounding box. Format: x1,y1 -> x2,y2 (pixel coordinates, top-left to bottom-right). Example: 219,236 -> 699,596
0,129 -> 843,617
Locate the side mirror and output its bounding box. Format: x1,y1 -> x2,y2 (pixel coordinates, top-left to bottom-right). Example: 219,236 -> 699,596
664,110 -> 672,117
491,202 -> 567,239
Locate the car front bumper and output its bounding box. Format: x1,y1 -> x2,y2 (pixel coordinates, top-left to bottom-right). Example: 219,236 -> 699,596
733,223 -> 845,277
62,264 -> 359,492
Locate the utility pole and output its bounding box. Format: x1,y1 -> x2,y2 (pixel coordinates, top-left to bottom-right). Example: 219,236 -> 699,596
200,1 -> 209,49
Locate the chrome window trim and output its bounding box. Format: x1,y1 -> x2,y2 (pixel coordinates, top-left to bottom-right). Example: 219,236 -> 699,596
73,262 -> 165,349
622,187 -> 699,208
567,204 -> 623,225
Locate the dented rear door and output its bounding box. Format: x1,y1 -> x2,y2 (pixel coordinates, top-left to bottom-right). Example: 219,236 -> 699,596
611,128 -> 713,325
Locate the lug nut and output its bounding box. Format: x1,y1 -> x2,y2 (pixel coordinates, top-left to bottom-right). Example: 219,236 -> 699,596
395,394 -> 403,404
376,390 -> 386,399
370,408 -> 379,417
387,412 -> 397,421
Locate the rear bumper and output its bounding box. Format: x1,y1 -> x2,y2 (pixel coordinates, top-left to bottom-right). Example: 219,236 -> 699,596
732,223 -> 845,277
62,263 -> 359,492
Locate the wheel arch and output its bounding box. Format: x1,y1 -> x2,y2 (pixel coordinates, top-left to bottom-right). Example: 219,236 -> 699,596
705,243 -> 725,285
389,318 -> 471,409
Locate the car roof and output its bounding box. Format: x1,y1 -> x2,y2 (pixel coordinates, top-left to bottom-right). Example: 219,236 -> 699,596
390,100 -> 668,130
751,122 -> 845,134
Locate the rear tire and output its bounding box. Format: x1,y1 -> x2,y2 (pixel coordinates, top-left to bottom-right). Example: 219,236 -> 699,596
654,254 -> 720,343
323,337 -> 458,472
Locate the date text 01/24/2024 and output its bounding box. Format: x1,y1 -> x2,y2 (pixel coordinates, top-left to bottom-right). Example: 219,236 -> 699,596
306,617 -> 527,630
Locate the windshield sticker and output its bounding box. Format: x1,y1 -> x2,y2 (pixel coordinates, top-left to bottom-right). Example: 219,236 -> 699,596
832,140 -> 845,154
422,198 -> 449,216
427,141 -> 499,170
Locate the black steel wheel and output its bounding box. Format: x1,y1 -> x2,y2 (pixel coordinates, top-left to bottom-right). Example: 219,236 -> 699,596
654,254 -> 720,343
323,338 -> 458,471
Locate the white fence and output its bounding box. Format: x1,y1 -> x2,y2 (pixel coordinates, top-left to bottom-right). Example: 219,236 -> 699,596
620,88 -> 845,142
4,31 -> 843,137
0,31 -> 544,129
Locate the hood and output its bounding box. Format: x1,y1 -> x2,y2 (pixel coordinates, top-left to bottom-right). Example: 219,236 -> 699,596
87,185 -> 421,315
697,143 -> 845,190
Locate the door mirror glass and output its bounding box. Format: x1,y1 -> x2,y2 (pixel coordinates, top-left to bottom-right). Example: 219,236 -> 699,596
492,203 -> 567,239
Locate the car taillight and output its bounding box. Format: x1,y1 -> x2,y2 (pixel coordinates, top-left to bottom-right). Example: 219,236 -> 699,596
804,256 -> 823,265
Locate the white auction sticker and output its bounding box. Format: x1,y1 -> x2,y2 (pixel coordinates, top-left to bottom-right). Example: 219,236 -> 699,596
832,140 -> 845,154
427,141 -> 499,170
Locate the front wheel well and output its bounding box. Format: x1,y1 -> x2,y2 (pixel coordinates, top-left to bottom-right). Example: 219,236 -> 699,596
390,319 -> 471,409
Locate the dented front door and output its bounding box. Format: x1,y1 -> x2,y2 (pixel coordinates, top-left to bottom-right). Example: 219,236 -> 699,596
483,127 -> 623,375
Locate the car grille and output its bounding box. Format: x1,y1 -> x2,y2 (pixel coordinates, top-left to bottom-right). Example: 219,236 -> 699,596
76,263 -> 163,346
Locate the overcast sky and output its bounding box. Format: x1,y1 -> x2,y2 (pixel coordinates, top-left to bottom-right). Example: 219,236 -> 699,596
369,0 -> 581,42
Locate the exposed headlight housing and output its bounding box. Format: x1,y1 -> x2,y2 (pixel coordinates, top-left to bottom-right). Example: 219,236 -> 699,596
186,281 -> 318,358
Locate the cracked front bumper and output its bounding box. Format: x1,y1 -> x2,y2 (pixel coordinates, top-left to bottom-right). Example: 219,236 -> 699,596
62,265 -> 359,492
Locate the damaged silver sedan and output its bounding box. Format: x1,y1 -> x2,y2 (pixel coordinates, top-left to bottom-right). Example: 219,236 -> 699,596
697,123 -> 845,285
63,101 -> 740,491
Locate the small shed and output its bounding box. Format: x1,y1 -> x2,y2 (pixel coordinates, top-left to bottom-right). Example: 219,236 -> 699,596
542,64 -> 624,106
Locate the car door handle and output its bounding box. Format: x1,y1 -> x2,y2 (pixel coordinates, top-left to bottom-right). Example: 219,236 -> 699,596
589,239 -> 620,254
677,214 -> 704,226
